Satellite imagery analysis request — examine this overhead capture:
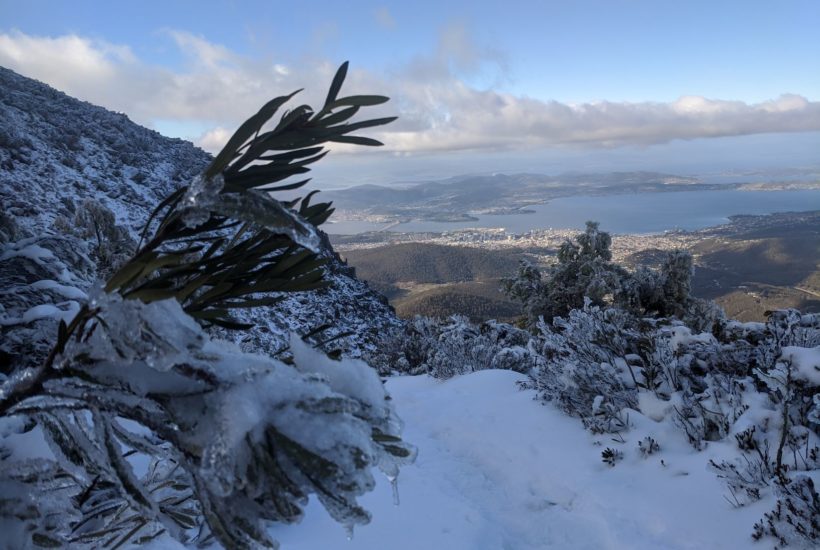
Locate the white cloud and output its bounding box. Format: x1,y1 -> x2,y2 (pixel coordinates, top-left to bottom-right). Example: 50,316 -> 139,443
375,7 -> 397,30
196,126 -> 233,153
1,29 -> 818,155
165,30 -> 236,69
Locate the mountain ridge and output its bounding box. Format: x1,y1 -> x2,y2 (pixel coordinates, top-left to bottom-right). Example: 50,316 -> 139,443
0,65 -> 401,369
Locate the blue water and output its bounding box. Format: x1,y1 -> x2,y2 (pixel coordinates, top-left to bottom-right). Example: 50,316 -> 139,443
325,189 -> 820,235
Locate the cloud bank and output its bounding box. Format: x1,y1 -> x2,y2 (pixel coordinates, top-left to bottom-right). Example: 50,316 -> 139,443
1,29 -> 818,155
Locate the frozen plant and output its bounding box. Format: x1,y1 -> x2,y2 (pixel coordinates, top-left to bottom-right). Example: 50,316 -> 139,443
752,474 -> 820,548
52,198 -> 136,277
378,315 -> 541,379
503,222 -> 630,326
0,62 -> 414,549
601,447 -> 623,467
528,302 -> 639,432
638,436 -> 660,457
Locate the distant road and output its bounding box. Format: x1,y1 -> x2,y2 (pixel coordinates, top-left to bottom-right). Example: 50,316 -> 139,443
794,286 -> 820,299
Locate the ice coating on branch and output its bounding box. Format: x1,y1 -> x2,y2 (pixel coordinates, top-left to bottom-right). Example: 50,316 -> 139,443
179,173 -> 322,252
180,173 -> 225,228
59,290 -> 205,386
48,291 -> 413,539
217,190 -> 322,252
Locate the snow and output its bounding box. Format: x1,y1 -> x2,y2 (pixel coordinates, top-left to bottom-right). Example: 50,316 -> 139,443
268,370 -> 767,550
29,279 -> 88,300
782,346 -> 820,385
0,242 -> 56,262
0,300 -> 81,326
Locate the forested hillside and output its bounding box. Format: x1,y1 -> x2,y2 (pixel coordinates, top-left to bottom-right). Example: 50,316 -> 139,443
342,242 -> 522,283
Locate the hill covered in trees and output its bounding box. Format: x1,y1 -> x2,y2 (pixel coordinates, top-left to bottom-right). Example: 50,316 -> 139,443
342,242 -> 522,284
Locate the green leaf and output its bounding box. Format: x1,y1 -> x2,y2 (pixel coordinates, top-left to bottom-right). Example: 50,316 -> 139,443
206,89 -> 301,178
105,251 -> 158,292
318,105 -> 360,126
325,61 -> 349,106
327,95 -> 390,109
330,135 -> 384,147
339,116 -> 398,134
32,533 -> 64,548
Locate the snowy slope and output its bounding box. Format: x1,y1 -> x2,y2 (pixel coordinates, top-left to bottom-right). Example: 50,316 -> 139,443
267,370 -> 779,550
0,65 -> 401,368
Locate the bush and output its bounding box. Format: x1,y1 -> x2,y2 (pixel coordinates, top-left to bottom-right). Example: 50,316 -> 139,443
0,62 -> 413,549
503,222 -> 724,332
53,198 -> 136,277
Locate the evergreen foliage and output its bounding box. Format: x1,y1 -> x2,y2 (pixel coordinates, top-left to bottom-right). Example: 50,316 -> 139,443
503,221 -> 723,331
0,63 -> 415,549
503,221 -> 629,325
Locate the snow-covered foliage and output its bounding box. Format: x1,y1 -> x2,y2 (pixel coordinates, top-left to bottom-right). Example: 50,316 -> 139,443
0,65 -> 401,368
1,292 -> 414,548
529,302 -> 641,433
521,303 -> 820,546
753,473 -> 820,548
1,63 -> 415,549
375,315 -> 541,378
503,221 -> 635,325
52,198 -> 136,277
503,221 -> 723,332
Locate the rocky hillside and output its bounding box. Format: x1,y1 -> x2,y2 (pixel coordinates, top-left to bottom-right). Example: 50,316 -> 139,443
0,66 -> 401,373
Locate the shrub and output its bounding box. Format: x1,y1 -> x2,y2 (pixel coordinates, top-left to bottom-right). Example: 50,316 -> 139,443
0,62 -> 413,550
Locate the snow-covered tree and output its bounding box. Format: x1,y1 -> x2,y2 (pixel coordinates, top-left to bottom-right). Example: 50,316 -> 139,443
504,223 -> 722,332
503,221 -> 630,326
0,62 -> 414,549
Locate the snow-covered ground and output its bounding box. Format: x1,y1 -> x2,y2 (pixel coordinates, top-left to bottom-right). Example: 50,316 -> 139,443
267,370 -> 769,550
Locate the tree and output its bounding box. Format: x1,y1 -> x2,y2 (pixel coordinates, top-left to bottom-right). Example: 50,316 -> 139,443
0,62 -> 414,549
503,221 -> 629,326
503,222 -> 722,331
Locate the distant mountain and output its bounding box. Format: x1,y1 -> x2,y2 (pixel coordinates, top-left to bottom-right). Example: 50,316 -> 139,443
0,66 -> 400,368
324,171 -> 712,222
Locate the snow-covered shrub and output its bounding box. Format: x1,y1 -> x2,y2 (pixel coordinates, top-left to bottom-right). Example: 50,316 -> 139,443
365,316 -> 442,375
0,210 -> 25,243
528,302 -> 640,433
638,436 -> 660,457
503,222 -> 723,333
601,447 -> 623,466
1,293 -> 414,547
377,315 -> 542,379
753,473 -> 820,548
503,221 -> 631,326
750,310 -> 820,473
0,63 -> 414,549
709,452 -> 772,507
53,198 -> 136,277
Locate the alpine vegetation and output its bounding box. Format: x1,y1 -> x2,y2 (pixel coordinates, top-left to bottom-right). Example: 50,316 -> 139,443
365,221 -> 820,548
1,61 -> 819,549
0,63 -> 415,549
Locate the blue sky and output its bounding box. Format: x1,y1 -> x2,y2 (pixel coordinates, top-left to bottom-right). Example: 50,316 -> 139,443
1,0 -> 819,184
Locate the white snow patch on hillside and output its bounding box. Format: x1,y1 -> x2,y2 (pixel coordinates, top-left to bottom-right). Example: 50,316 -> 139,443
268,370 -> 767,550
